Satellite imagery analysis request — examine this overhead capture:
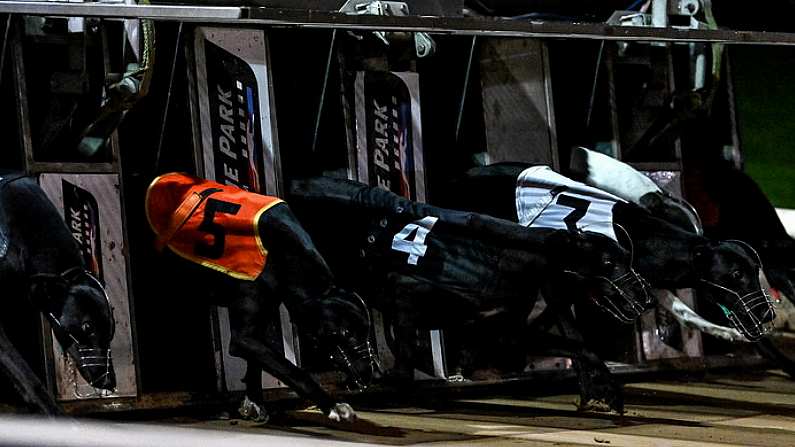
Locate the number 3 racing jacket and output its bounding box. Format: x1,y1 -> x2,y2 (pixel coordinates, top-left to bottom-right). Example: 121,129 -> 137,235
145,172 -> 283,280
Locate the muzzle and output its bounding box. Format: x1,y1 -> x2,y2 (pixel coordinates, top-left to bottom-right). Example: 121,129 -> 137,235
592,223 -> 654,323
700,279 -> 775,341
329,339 -> 382,391
591,268 -> 653,323
31,267 -> 116,390
702,239 -> 778,341
42,312 -> 115,390
66,344 -> 115,391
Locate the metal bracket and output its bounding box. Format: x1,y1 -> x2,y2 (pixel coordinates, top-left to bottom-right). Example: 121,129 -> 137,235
607,0 -> 717,88
607,0 -> 706,30
338,0 -> 436,58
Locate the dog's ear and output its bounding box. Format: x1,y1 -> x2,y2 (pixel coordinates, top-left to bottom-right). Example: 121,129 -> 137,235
639,191 -> 663,211
29,279 -> 68,317
544,229 -> 590,259
692,242 -> 716,272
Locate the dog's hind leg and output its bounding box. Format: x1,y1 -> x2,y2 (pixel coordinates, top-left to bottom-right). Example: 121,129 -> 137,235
385,310 -> 420,384
551,309 -> 624,414
379,279 -> 435,385
0,324 -> 62,416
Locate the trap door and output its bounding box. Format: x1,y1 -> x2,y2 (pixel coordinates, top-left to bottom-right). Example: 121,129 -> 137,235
478,38 -> 572,373
10,17 -> 139,401
188,26 -> 299,392
345,68 -> 446,379
38,175 -> 139,400
637,171 -> 703,361
479,38 -> 559,170
600,42 -> 706,361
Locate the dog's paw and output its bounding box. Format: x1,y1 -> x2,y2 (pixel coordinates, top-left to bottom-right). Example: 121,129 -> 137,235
576,382 -> 625,414
575,363 -> 625,414
446,373 -> 470,383
238,396 -> 270,423
327,403 -> 356,422
577,397 -> 621,414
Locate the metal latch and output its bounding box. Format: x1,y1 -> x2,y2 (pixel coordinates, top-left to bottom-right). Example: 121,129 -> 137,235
339,0 -> 436,58
606,0 -> 706,30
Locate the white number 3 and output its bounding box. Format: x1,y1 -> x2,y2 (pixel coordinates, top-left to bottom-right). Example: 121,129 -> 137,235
391,216 -> 439,265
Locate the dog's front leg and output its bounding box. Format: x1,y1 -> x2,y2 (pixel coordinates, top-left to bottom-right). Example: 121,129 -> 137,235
552,309 -> 625,414
378,296 -> 423,385
0,324 -> 63,416
756,337 -> 795,379
230,332 -> 355,422
237,362 -> 270,422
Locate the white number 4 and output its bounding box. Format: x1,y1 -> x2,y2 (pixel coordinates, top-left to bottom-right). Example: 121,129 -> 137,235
391,216 -> 439,265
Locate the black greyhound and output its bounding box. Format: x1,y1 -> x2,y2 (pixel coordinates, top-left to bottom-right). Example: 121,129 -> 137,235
570,146 -> 794,305
444,163 -> 775,339
145,173 -> 379,423
0,174 -> 115,416
439,163 -> 776,409
288,176 -> 650,404
570,149 -> 795,375
689,161 -> 795,304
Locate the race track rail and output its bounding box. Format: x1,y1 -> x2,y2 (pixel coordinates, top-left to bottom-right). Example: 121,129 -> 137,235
0,416 -> 358,447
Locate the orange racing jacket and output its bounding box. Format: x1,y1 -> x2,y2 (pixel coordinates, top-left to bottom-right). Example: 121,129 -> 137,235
145,172 -> 283,280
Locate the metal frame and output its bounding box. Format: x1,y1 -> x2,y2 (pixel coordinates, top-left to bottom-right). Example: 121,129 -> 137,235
346,65 -> 445,379
2,1 -> 781,411
11,17 -> 33,173
479,37 -> 559,168
10,14 -> 141,401
602,40 -> 729,364
3,2 -> 795,45
11,16 -> 122,175
540,41 -> 559,170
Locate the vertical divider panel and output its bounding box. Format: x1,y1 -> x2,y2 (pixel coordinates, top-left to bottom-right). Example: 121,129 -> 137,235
347,68 -> 445,379
39,174 -> 139,400
12,18 -> 139,402
190,26 -> 298,392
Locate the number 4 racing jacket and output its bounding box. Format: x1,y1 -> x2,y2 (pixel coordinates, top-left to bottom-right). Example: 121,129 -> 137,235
145,172 -> 283,280
287,176 -> 563,309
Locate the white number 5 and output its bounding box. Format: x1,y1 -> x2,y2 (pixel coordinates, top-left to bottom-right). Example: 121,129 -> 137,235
391,216 -> 439,265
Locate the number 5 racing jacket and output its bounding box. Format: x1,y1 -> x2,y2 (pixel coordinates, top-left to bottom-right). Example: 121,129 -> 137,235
145,172 -> 283,280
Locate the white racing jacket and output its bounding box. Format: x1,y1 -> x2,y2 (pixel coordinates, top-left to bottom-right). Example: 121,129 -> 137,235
516,166 -> 626,242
